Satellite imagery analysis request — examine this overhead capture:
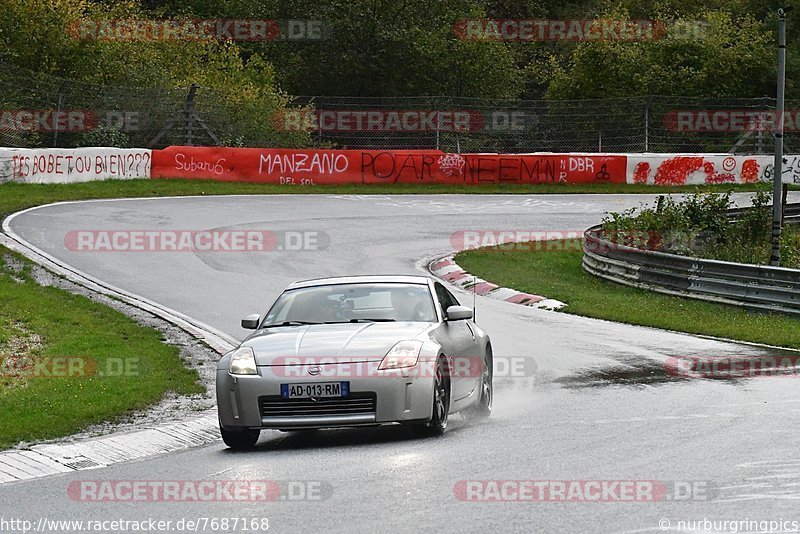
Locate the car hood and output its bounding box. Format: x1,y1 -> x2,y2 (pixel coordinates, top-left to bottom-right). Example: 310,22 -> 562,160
243,322 -> 433,366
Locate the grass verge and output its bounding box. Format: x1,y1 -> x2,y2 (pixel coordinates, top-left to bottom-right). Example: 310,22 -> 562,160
455,240 -> 800,350
0,250 -> 203,449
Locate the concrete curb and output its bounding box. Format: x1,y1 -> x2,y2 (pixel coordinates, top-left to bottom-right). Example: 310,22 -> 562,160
0,415 -> 219,484
427,255 -> 566,311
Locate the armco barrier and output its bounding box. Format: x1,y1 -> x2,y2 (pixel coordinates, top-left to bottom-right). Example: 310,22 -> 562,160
0,147 -> 151,184
1,147 -> 798,185
582,205 -> 800,316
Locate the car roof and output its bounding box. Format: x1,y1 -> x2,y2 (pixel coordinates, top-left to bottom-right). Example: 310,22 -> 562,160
285,275 -> 433,290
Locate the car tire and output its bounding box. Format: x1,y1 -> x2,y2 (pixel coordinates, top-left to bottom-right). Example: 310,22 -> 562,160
466,345 -> 492,421
220,426 -> 260,450
413,355 -> 450,437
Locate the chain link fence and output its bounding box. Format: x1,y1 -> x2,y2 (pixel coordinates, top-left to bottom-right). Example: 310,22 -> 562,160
1,66 -> 797,154
295,96 -> 800,154
0,66 -> 308,150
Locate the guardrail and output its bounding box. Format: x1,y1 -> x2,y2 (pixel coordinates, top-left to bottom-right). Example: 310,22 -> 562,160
582,203 -> 800,316
727,202 -> 800,222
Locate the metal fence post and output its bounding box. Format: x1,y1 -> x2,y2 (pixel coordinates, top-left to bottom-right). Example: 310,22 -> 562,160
184,84 -> 198,146
436,111 -> 440,151
644,97 -> 651,152
148,83 -> 219,148
771,7 -> 791,266
52,80 -> 67,147
317,99 -> 323,145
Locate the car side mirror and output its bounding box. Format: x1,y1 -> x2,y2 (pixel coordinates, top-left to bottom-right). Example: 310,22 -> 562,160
445,305 -> 473,321
241,314 -> 261,329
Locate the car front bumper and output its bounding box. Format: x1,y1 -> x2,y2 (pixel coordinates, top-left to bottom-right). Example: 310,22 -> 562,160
216,362 -> 435,430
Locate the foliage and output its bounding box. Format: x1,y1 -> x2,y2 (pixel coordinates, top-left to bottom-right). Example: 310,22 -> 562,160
77,125 -> 131,148
545,7 -> 773,99
0,0 -> 311,147
0,0 -> 794,137
601,188 -> 800,268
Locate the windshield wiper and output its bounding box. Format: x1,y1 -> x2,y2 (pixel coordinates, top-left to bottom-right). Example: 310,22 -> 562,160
266,321 -> 322,327
325,318 -> 397,323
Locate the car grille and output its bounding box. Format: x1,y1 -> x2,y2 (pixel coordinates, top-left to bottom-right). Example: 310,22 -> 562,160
259,392 -> 377,418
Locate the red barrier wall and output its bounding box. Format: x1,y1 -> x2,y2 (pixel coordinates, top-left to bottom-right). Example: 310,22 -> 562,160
625,154 -> 797,185
151,146 -> 628,185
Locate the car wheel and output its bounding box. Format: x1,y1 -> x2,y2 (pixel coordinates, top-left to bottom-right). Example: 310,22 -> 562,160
220,426 -> 260,450
467,345 -> 492,421
413,355 -> 450,437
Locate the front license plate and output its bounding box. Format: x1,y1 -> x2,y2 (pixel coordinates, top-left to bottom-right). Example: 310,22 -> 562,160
281,382 -> 350,399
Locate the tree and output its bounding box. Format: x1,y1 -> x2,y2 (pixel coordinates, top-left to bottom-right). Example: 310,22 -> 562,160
0,0 -> 310,147
544,8 -> 773,99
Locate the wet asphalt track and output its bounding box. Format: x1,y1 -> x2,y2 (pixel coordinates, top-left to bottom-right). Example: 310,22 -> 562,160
3,193 -> 800,533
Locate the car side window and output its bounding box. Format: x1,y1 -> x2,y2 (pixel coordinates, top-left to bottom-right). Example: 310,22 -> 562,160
434,283 -> 448,312
434,283 -> 460,315
444,288 -> 461,308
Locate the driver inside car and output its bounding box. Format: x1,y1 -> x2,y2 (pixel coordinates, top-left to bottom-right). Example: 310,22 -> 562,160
391,289 -> 432,322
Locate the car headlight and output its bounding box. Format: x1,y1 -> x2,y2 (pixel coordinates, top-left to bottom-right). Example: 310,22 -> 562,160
378,340 -> 423,370
229,346 -> 258,375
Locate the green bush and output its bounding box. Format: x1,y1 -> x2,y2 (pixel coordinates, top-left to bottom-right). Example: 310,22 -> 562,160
601,189 -> 800,268
0,0 -> 312,149
77,126 -> 131,148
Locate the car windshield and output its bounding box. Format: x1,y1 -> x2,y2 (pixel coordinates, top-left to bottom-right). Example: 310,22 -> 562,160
262,283 -> 437,326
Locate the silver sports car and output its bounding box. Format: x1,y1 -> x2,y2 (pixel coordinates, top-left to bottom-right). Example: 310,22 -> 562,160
216,275 -> 493,449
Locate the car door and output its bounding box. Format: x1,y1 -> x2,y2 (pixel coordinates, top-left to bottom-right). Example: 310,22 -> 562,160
432,282 -> 477,402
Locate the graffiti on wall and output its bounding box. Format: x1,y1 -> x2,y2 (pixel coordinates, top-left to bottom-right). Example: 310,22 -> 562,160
626,155 -> 796,185
0,148 -> 151,184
